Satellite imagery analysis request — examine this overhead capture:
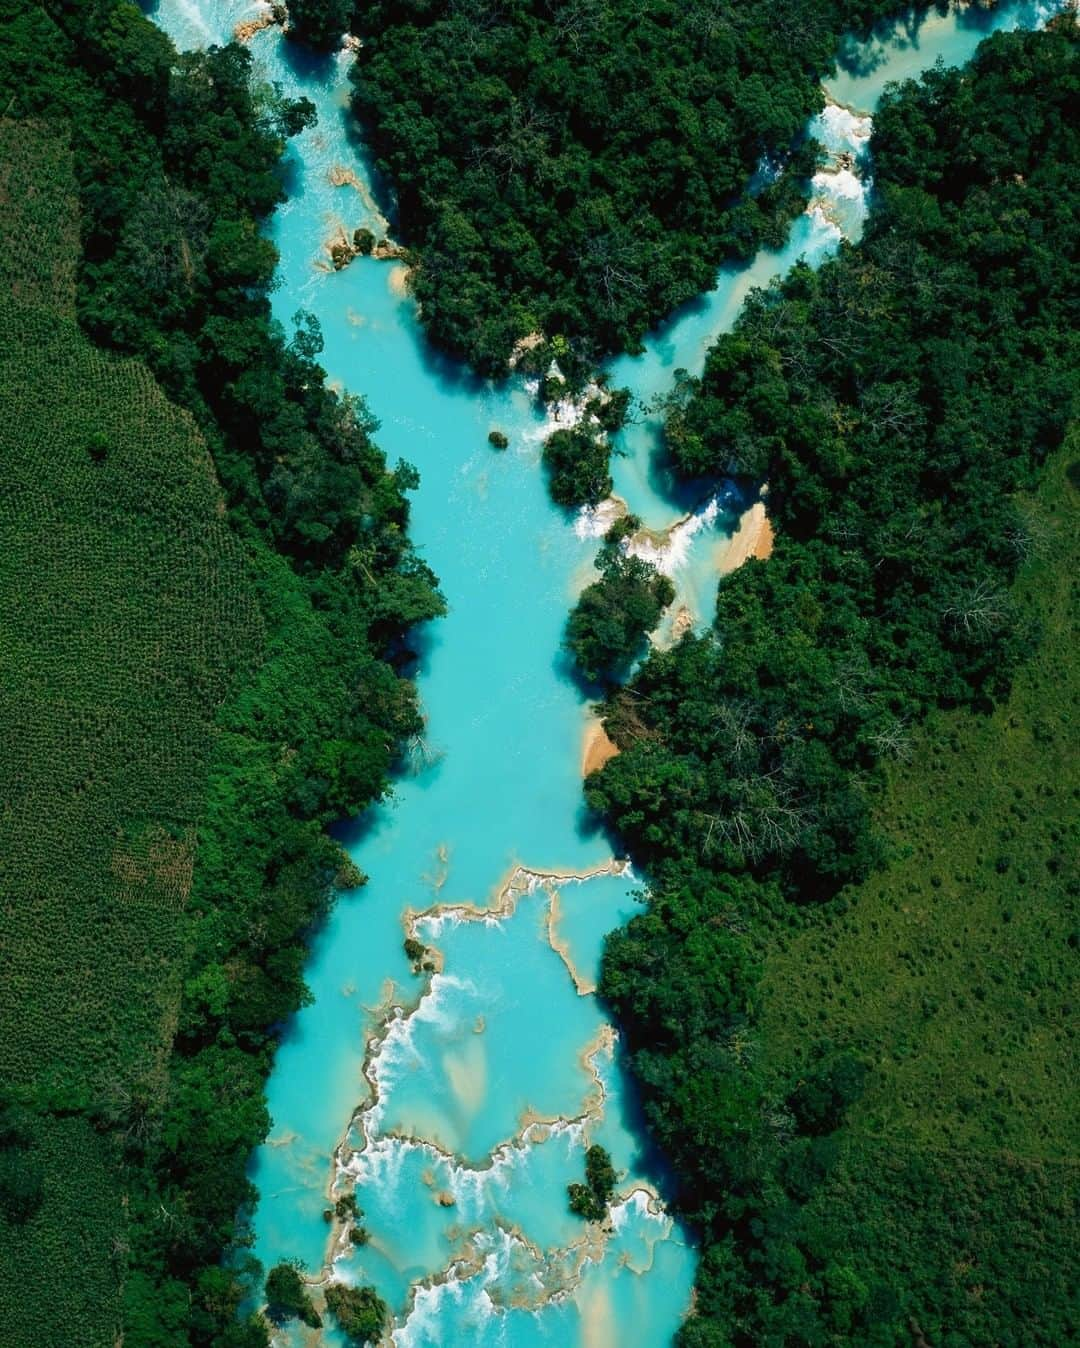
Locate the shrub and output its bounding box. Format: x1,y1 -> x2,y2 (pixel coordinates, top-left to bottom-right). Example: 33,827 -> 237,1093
324,1282 -> 387,1344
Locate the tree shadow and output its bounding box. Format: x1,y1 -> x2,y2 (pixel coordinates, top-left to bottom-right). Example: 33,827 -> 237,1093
604,1039 -> 689,1211
276,32 -> 340,87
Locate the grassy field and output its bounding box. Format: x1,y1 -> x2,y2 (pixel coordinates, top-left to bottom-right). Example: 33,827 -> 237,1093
761,446 -> 1077,1156
758,444 -> 1078,1341
0,119 -> 263,1346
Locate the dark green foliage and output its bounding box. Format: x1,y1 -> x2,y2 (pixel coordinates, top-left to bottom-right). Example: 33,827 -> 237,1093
763,442 -> 1079,1162
287,0 -> 351,50
0,1116 -> 125,1348
567,1144 -> 617,1221
323,1282 -> 388,1344
0,1112 -> 44,1226
805,1143 -> 1080,1348
403,936 -> 426,962
787,1053 -> 867,1135
0,1152 -> 44,1226
566,547 -> 675,684
589,22 -> 1080,1346
593,20 -> 1079,897
0,3 -> 444,1346
345,0 -> 891,372
488,429 -> 509,449
541,384 -> 631,504
543,425 -> 612,506
264,1264 -> 320,1327
334,1193 -> 359,1220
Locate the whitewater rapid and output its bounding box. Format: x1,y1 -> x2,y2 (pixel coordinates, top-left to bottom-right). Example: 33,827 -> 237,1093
151,3 -> 1062,1343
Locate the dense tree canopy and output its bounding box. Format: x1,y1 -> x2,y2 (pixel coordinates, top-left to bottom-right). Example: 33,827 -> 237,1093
0,2 -> 443,1345
588,20 -> 1079,1345
264,1264 -> 320,1327
287,0 -> 351,48
567,1143 -> 618,1220
323,1283 -> 388,1344
566,522 -> 676,683
347,0 -> 897,372
594,20 -> 1078,898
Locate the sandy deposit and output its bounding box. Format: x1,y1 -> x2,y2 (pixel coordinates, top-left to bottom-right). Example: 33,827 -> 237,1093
388,263 -> 413,296
718,500 -> 774,575
582,716 -> 619,777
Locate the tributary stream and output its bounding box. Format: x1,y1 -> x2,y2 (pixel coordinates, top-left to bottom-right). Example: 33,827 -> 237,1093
153,1 -> 1060,1341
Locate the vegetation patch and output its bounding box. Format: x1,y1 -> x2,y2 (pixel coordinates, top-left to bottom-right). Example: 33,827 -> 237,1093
324,1282 -> 390,1344
0,1113 -> 125,1348
762,446 -> 1078,1163
589,23 -> 1080,1345
567,520 -> 675,684
344,0 -> 880,372
0,5 -> 444,1344
567,1143 -> 618,1221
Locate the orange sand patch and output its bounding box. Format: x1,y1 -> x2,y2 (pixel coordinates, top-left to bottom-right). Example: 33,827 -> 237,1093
234,11 -> 275,42
582,717 -> 619,776
719,500 -> 773,575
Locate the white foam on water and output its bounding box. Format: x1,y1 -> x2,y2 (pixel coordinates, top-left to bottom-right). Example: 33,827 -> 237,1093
365,974 -> 474,1133
624,496 -> 721,576
809,165 -> 871,237
521,378 -> 608,449
610,1187 -> 669,1234
174,0 -> 216,39
811,101 -> 873,158
415,908 -> 465,939
395,1231 -> 511,1346
805,202 -> 845,247
573,496 -> 624,540
343,1132 -> 424,1192
813,166 -> 867,203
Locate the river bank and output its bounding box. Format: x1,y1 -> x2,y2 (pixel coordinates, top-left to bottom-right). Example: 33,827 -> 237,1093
149,3 -> 1065,1342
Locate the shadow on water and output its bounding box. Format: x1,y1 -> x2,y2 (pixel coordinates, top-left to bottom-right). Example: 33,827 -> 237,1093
331,801 -> 384,852
276,32 -> 339,84
340,110 -> 403,236
276,149 -> 307,201
551,639 -> 606,701
396,614 -> 447,684
407,320 -> 492,402
835,2 -> 942,77
834,0 -> 1038,82
647,436 -> 723,519
957,0 -> 1043,34
606,1040 -> 689,1214
283,36 -> 406,239
615,288 -> 714,372
573,797 -> 609,848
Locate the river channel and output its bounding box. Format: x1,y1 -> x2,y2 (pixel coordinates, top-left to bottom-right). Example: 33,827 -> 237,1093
152,1 -> 1059,1341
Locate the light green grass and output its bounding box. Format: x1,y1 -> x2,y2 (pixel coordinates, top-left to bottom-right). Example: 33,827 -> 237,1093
762,445 -> 1077,1159
757,444 -> 1078,1344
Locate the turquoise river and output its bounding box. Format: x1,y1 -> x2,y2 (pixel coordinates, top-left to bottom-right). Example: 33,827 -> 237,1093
152,1 -> 1061,1342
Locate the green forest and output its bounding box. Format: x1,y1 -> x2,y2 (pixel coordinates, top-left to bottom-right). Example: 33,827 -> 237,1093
0,2 -> 440,1345
583,19 -> 1079,1345
1,0 -> 1077,1343
346,0 -> 902,372
567,516 -> 676,682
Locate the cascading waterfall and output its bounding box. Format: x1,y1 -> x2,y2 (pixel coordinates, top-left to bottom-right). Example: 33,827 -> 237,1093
150,1 -> 1063,1342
